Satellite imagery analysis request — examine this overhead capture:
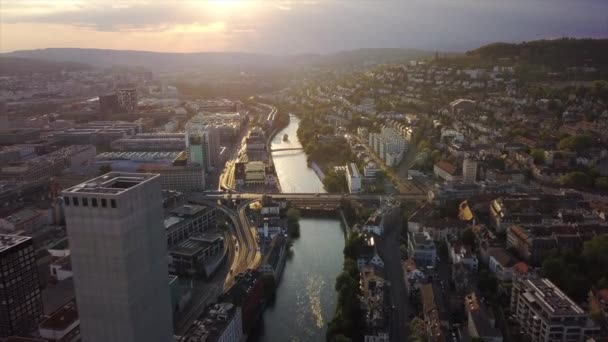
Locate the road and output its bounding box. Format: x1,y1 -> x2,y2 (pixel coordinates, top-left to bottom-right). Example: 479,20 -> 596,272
189,196 -> 261,289
195,191 -> 427,202
377,212 -> 409,342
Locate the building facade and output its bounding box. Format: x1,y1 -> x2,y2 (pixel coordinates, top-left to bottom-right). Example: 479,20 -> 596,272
0,235 -> 43,338
62,173 -> 173,342
510,277 -> 599,342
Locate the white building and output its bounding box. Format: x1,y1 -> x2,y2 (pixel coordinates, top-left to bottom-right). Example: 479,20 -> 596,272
62,173 -> 174,342
363,162 -> 382,178
511,277 -> 599,342
368,125 -> 408,167
346,163 -> 362,193
462,157 -> 478,184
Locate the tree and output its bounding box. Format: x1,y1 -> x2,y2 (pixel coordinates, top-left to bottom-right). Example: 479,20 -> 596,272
460,228 -> 476,249
559,171 -> 594,188
409,317 -> 426,342
530,149 -> 545,164
595,177 -> 608,189
478,270 -> 498,296
286,208 -> 301,238
323,170 -> 348,193
558,134 -> 594,152
262,274 -> 277,302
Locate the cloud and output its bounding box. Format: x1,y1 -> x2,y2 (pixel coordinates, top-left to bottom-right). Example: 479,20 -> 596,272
1,0 -> 607,53
1,1 -> 206,32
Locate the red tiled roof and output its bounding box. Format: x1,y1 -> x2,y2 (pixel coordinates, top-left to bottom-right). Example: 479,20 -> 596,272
512,262 -> 529,275
435,161 -> 457,175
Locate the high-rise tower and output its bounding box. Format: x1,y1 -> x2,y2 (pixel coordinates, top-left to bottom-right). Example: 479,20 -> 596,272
62,173 -> 173,342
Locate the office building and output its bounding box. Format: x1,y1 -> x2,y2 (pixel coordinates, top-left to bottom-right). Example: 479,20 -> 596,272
111,133 -> 186,152
0,235 -> 43,337
164,204 -> 216,248
185,118 -> 221,171
0,129 -> 40,145
511,277 -> 599,342
116,88 -> 138,113
62,173 -> 173,342
93,151 -> 205,192
168,233 -> 225,278
346,162 -> 362,193
99,94 -> 120,115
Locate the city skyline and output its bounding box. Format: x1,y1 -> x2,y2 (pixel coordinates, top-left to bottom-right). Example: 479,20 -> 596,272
1,0 -> 607,54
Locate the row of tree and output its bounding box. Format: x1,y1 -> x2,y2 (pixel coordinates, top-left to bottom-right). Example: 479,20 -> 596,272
327,232 -> 367,342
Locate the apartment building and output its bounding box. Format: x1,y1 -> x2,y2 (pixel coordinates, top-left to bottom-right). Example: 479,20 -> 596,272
510,277 -> 599,342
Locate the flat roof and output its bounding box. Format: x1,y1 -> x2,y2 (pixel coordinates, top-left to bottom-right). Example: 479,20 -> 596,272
39,300 -> 78,331
62,172 -> 159,196
0,234 -> 30,253
523,278 -> 584,316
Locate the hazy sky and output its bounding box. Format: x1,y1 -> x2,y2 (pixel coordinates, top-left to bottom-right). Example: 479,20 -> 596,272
1,0 -> 607,54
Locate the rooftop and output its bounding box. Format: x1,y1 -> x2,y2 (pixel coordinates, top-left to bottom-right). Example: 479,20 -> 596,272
39,300 -> 78,331
0,234 -> 30,253
181,303 -> 238,342
62,172 -> 159,195
522,277 -> 585,316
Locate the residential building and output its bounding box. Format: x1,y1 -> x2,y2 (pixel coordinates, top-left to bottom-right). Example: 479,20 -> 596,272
408,231 -> 436,268
361,266 -> 390,342
346,162 -> 362,193
433,161 -> 461,182
511,277 -> 599,342
420,283 -> 446,342
465,292 -> 503,342
462,157 -> 477,184
220,270 -> 264,335
62,173 -> 173,342
487,247 -> 517,282
180,303 -> 243,342
449,242 -> 478,272
259,234 -> 287,281
449,98 -> 476,114
0,235 -> 43,338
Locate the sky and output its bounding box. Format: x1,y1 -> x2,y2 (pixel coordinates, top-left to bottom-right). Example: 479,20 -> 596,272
1,0 -> 607,54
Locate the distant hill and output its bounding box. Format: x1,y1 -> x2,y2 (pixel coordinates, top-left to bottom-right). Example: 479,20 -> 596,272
0,56 -> 92,76
1,47 -> 434,71
465,38 -> 608,68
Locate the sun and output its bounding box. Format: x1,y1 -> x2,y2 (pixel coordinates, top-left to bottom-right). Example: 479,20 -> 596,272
204,0 -> 252,15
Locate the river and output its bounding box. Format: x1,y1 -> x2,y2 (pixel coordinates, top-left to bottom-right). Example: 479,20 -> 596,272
252,115 -> 344,342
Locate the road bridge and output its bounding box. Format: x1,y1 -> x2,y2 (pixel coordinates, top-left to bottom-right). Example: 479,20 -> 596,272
270,147 -> 304,152
194,191 -> 427,202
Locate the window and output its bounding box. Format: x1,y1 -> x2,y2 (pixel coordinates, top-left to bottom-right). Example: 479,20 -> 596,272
72,197 -> 79,206
111,199 -> 117,208
92,198 -> 98,207
101,199 -> 107,208
64,197 -> 70,206
82,198 -> 88,206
